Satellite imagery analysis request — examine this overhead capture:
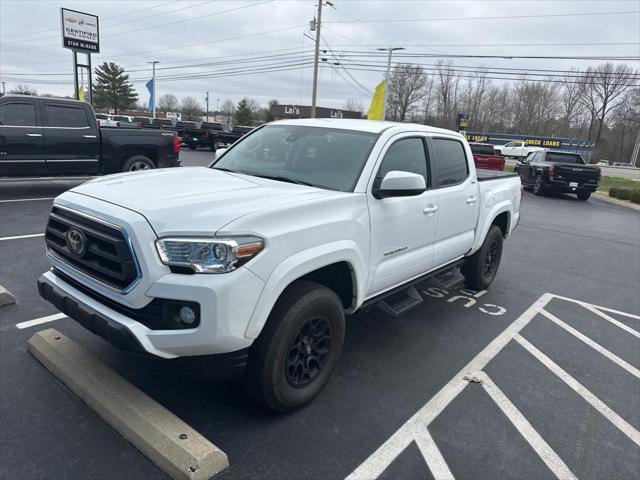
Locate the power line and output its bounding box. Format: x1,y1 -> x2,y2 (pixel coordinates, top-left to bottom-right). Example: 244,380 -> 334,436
324,10 -> 640,24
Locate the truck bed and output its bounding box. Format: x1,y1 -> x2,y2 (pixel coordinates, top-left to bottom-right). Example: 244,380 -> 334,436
476,169 -> 519,181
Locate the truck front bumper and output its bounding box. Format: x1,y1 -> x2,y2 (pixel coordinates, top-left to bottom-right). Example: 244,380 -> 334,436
37,266 -> 265,377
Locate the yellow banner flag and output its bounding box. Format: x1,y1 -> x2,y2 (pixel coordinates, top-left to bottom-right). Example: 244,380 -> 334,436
367,79 -> 386,121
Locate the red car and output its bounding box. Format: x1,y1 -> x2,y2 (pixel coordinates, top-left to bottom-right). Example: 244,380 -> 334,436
469,143 -> 505,171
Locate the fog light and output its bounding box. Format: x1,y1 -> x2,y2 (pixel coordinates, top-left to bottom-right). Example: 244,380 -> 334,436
179,306 -> 196,326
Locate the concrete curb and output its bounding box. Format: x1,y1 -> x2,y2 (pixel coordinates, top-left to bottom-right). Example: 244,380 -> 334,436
28,328 -> 229,480
0,284 -> 16,307
593,192 -> 640,211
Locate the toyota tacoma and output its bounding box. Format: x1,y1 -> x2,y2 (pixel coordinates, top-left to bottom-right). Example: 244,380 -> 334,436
38,119 -> 522,412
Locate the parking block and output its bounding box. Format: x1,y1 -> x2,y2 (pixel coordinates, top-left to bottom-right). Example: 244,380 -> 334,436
27,328 -> 229,480
0,284 -> 16,307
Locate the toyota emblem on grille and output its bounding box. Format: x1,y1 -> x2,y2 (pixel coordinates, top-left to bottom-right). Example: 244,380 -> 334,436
66,228 -> 86,256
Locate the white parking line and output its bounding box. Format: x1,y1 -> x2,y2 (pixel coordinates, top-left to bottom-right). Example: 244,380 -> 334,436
348,293 -> 640,479
0,233 -> 44,241
16,313 -> 66,329
481,373 -> 577,480
0,197 -> 55,203
346,293 -> 553,480
515,335 -> 640,447
539,308 -> 640,379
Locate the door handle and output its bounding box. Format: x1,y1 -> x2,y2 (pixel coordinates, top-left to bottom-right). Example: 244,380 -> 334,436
25,133 -> 42,137
423,205 -> 438,214
83,135 -> 97,139
466,196 -> 478,204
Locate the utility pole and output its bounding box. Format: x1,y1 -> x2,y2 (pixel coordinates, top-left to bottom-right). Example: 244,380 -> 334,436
377,47 -> 405,121
310,0 -> 326,118
148,61 -> 159,118
206,91 -> 210,122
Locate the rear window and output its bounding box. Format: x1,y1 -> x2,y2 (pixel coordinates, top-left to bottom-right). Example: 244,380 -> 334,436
470,144 -> 495,155
0,102 -> 36,126
432,138 -> 469,186
546,152 -> 584,164
45,104 -> 90,128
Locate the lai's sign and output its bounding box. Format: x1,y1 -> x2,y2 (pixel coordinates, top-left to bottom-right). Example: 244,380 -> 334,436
61,8 -> 100,53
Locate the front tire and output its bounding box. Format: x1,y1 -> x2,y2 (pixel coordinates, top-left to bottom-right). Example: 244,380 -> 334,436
533,175 -> 544,195
121,155 -> 155,172
244,281 -> 345,413
462,225 -> 504,291
576,191 -> 591,201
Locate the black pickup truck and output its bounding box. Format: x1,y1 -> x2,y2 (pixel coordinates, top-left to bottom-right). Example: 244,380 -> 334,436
0,95 -> 180,176
515,150 -> 600,200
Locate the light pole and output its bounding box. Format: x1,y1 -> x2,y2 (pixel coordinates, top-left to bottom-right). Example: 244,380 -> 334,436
377,47 -> 404,121
148,61 -> 159,118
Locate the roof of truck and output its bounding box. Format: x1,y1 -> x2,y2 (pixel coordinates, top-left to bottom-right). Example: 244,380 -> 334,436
270,118 -> 463,136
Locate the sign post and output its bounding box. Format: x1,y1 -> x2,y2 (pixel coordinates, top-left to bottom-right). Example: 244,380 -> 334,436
61,8 -> 99,105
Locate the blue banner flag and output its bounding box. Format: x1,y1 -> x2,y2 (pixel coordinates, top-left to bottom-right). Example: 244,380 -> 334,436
146,79 -> 154,110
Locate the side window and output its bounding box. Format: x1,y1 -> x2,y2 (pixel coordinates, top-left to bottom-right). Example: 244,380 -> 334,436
377,137 -> 428,182
0,102 -> 36,126
432,138 -> 469,187
45,104 -> 90,128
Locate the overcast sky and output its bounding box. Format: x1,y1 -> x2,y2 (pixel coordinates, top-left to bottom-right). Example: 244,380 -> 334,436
1,0 -> 638,111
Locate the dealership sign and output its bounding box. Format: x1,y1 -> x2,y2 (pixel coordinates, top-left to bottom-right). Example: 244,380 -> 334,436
61,8 -> 99,53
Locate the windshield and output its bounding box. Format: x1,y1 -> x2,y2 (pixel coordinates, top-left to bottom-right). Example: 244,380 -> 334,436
546,152 -> 584,164
212,124 -> 378,191
470,144 -> 495,155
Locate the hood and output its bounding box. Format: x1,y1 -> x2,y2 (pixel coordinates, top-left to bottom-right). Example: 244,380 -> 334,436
71,167 -> 337,236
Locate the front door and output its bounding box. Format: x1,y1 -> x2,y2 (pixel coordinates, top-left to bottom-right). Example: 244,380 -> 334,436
43,101 -> 99,175
367,135 -> 439,296
0,99 -> 46,176
429,137 -> 480,266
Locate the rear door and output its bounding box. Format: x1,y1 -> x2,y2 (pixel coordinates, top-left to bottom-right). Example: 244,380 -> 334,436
0,98 -> 46,176
43,101 -> 99,175
429,136 -> 480,266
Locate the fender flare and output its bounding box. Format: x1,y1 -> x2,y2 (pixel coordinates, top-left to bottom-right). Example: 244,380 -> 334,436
471,202 -> 512,253
244,240 -> 367,339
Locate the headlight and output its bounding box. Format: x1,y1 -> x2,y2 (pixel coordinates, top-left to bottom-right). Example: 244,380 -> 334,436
155,236 -> 264,273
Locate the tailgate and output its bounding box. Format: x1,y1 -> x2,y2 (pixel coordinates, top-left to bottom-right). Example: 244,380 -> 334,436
555,165 -> 599,183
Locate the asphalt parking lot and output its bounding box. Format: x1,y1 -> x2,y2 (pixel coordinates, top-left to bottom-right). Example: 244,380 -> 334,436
1,149 -> 639,480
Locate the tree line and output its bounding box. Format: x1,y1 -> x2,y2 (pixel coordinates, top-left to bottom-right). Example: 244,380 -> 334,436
385,61 -> 639,162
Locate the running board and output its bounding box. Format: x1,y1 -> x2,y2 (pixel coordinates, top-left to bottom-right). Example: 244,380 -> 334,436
431,268 -> 466,290
377,286 -> 423,317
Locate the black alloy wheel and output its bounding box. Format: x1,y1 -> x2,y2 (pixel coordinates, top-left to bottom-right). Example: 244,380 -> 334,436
285,317 -> 332,388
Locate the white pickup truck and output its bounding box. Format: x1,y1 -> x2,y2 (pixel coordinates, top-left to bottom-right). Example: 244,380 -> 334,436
495,141 -> 544,159
38,119 -> 521,412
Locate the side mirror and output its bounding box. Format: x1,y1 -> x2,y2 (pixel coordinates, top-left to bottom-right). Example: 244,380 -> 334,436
374,171 -> 426,199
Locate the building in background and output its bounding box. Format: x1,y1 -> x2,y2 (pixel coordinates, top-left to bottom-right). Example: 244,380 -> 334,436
272,105 -> 362,120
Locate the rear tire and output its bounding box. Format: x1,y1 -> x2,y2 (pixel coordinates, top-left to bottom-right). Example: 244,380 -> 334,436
533,175 -> 544,195
462,225 -> 504,291
121,155 -> 155,172
576,191 -> 591,201
244,281 -> 345,413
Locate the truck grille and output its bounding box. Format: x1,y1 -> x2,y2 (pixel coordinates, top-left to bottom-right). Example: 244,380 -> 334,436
45,206 -> 139,292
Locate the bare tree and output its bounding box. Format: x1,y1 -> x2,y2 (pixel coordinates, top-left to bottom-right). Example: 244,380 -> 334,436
343,98 -> 364,114
387,64 -> 427,122
220,99 -> 235,123
180,96 -> 202,121
434,61 -> 461,129
586,63 -> 634,144
158,93 -> 179,112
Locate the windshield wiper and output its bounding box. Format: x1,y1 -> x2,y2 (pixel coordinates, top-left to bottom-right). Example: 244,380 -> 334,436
251,174 -> 314,187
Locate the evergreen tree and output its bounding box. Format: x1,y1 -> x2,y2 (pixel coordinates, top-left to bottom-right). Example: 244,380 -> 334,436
93,62 -> 138,114
234,98 -> 257,125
